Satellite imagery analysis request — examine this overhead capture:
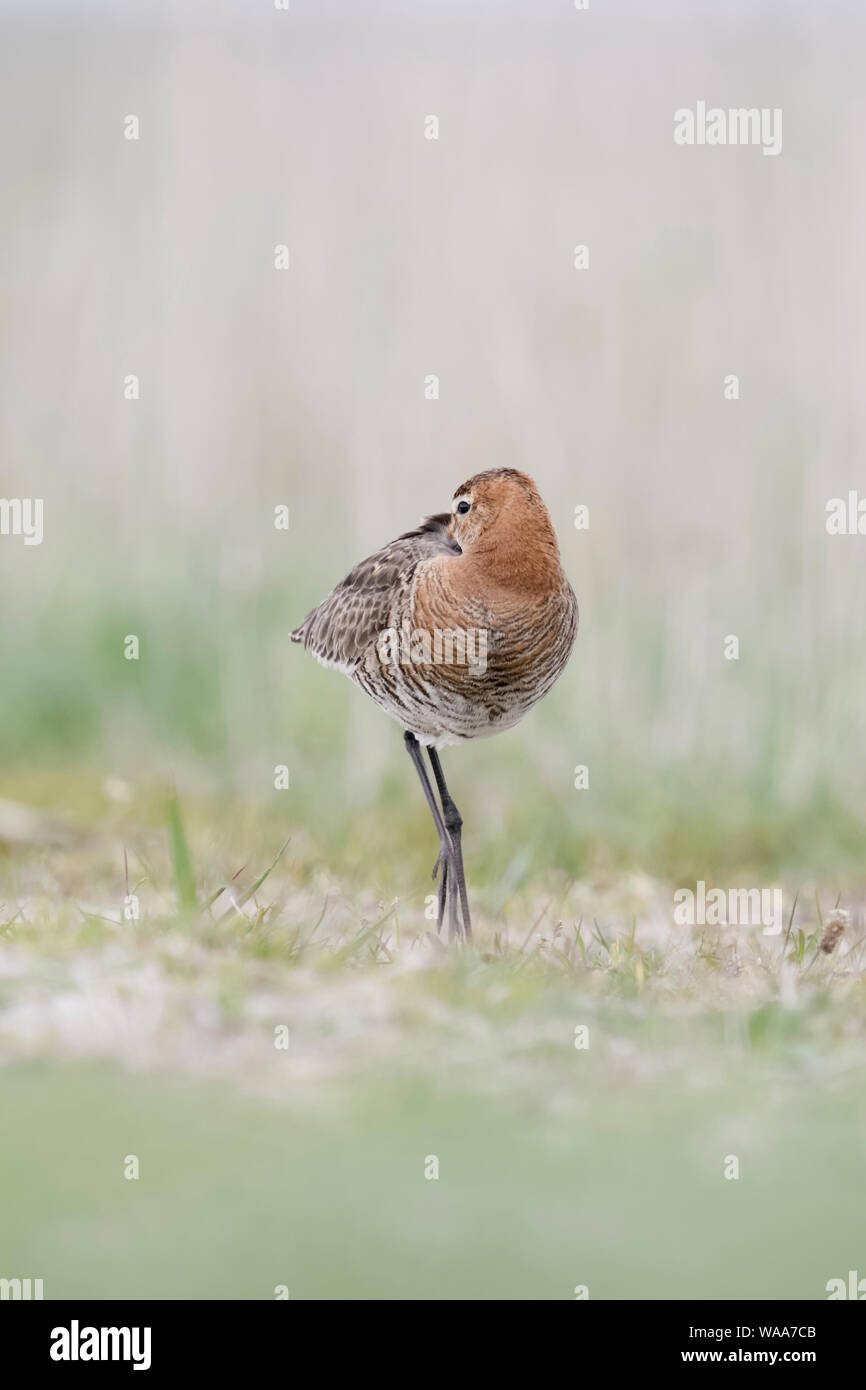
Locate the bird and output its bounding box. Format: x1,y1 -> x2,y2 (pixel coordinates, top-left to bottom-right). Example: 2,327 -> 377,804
291,468 -> 578,942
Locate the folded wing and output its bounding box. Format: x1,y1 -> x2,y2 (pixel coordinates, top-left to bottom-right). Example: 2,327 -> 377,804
290,513 -> 460,671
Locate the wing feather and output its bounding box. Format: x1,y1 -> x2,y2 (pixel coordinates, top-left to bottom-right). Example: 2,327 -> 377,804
290,514 -> 459,671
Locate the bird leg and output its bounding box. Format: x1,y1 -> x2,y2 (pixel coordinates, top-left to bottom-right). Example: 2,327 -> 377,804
432,844 -> 449,930
426,747 -> 471,940
403,731 -> 461,941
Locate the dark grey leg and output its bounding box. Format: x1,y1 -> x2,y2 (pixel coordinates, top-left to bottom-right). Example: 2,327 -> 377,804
427,747 -> 472,940
403,732 -> 459,941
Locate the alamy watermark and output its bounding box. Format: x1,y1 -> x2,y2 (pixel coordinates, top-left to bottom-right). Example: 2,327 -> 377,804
826,492 -> 866,535
826,1269 -> 866,1299
375,622 -> 488,676
0,497 -> 43,545
674,880 -> 783,935
0,1277 -> 43,1299
50,1321 -> 151,1371
674,102 -> 782,157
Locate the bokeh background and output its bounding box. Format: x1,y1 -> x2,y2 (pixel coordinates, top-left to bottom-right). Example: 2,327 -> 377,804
3,0 -> 866,881
1,0 -> 865,1301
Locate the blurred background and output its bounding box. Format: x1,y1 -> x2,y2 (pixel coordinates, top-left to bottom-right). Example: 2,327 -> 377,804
2,0 -> 866,885
1,0 -> 866,1300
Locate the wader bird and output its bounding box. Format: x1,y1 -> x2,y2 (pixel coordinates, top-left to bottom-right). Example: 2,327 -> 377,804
291,468 -> 578,941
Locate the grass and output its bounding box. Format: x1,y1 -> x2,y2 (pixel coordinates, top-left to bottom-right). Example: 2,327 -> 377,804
1,793 -> 865,1298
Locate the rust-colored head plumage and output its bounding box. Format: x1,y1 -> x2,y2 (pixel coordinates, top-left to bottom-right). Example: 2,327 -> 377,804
449,467 -> 562,591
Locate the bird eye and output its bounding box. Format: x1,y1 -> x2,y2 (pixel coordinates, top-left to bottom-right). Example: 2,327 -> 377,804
456,500 -> 471,515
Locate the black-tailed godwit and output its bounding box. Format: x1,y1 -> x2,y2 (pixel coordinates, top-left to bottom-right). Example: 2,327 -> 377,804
291,468 -> 578,940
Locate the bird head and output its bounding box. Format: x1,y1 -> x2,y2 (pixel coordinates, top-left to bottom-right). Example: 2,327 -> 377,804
448,468 -> 552,554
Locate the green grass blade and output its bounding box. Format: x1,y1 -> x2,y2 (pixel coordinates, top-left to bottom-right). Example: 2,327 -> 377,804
228,838 -> 291,915
168,795 -> 197,912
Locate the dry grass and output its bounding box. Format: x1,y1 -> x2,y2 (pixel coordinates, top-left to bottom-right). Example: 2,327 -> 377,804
2,798 -> 864,1110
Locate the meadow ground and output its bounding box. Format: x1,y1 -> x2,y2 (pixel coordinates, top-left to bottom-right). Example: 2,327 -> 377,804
1,778 -> 864,1300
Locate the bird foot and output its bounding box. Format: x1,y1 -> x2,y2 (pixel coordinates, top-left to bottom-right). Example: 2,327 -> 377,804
430,843 -> 469,943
